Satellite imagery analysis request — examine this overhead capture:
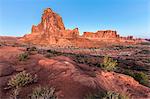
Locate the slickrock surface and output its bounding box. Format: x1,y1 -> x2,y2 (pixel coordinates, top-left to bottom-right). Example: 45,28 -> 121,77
20,8 -> 144,47
0,46 -> 150,99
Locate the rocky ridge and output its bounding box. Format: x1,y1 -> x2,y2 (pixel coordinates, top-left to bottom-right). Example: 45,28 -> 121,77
20,8 -> 144,47
0,46 -> 150,99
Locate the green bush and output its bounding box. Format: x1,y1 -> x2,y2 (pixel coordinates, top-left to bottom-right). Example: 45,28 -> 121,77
133,72 -> 149,86
19,52 -> 29,61
8,71 -> 37,99
123,70 -> 134,77
123,70 -> 149,86
101,56 -> 118,71
8,71 -> 37,88
31,86 -> 56,99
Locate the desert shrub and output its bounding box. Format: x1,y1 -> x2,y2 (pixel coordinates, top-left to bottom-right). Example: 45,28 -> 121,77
84,92 -> 105,99
27,46 -> 37,51
31,86 -> 56,99
139,50 -> 150,54
45,53 -> 57,58
140,42 -> 150,45
123,70 -> 149,86
123,70 -> 134,77
101,56 -> 118,71
84,91 -> 128,99
26,46 -> 38,55
133,72 -> 149,86
8,71 -> 37,88
8,71 -> 37,99
46,49 -> 62,58
73,54 -> 85,64
47,50 -> 58,54
10,87 -> 21,99
103,91 -> 128,99
19,52 -> 29,61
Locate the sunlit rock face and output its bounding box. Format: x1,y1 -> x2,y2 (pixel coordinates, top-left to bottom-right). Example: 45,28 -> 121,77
31,8 -> 65,37
20,8 -> 79,46
82,30 -> 143,44
20,8 -> 144,47
83,30 -> 119,39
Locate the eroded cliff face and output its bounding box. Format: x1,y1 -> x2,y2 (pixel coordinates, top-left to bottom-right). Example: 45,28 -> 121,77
20,8 -> 79,46
82,30 -> 143,44
20,8 -> 144,47
83,30 -> 119,39
32,8 -> 65,35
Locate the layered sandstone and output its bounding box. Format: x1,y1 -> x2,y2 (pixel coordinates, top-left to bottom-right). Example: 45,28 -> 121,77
20,8 -> 79,46
83,30 -> 119,39
20,8 -> 144,47
82,30 -> 143,44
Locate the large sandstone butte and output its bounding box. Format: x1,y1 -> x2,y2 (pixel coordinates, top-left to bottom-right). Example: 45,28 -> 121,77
20,8 -> 143,47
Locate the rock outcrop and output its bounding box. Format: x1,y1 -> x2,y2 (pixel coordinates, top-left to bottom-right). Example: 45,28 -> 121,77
83,30 -> 119,39
20,8 -> 144,47
38,56 -> 150,99
31,8 -> 65,35
20,8 -> 79,46
0,46 -> 150,99
82,30 -> 143,44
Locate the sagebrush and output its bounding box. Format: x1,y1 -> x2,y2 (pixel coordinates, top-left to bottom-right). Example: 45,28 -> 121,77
31,86 -> 56,99
101,56 -> 118,71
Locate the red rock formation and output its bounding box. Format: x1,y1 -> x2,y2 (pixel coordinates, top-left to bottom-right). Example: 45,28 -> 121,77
1,47 -> 150,98
38,56 -> 150,99
31,8 -> 65,36
83,30 -> 119,39
20,8 -> 79,46
82,30 -> 144,44
20,8 -> 144,47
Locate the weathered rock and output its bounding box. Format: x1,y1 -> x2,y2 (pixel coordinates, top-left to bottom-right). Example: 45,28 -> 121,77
20,8 -> 144,47
32,8 -> 65,34
0,63 -> 14,77
20,8 -> 79,46
83,30 -> 119,39
82,30 -> 145,44
38,56 -> 150,99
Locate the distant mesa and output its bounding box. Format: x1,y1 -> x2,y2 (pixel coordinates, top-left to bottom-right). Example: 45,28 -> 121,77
20,8 -> 144,47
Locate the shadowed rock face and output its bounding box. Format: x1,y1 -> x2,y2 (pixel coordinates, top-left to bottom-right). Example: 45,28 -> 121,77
20,8 -> 144,47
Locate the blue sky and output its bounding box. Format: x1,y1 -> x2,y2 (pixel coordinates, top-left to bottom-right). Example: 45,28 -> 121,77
0,0 -> 150,38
